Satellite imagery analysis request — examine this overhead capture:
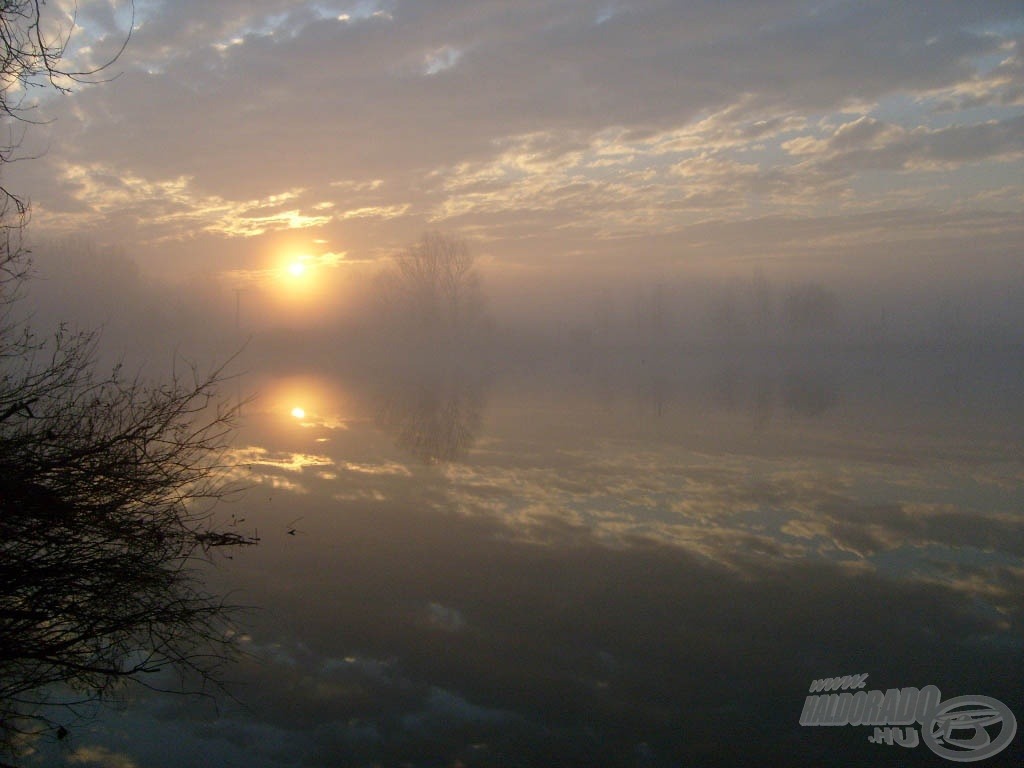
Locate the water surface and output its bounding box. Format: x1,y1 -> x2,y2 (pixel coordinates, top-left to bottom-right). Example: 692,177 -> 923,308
36,346 -> 1024,766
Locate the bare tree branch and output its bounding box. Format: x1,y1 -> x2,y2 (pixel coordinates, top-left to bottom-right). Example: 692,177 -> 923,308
0,3 -> 253,758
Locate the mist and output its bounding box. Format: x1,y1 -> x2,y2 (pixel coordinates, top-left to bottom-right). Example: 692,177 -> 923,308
22,231 -> 1024,364
5,2 -> 1023,766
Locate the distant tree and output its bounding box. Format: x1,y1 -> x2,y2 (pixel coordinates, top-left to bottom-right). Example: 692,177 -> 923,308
375,232 -> 488,340
591,289 -> 617,345
707,282 -> 746,341
0,1 -> 254,753
783,281 -> 838,335
634,282 -> 670,345
747,269 -> 773,340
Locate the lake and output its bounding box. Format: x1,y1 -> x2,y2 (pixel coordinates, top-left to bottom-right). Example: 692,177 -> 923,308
32,342 -> 1024,767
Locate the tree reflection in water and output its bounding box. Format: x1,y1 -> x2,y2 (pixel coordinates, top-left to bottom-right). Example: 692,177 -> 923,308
373,366 -> 486,465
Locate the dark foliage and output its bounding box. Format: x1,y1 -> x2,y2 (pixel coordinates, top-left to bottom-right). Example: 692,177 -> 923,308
0,0 -> 254,755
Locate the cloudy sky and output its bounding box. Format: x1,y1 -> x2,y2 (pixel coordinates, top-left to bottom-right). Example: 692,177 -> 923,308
5,0 -> 1023,304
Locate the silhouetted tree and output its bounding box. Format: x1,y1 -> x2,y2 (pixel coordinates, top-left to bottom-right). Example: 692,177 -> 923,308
0,1 -> 254,754
0,320 -> 254,747
374,232 -> 488,341
0,0 -> 131,214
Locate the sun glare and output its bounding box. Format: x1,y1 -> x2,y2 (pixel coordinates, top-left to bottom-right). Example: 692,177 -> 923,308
291,406 -> 306,419
274,253 -> 321,309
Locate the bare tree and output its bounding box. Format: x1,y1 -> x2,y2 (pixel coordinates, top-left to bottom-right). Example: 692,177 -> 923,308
783,281 -> 838,335
747,268 -> 773,342
0,325 -> 255,748
0,1 -> 255,754
375,232 -> 488,340
0,0 -> 131,215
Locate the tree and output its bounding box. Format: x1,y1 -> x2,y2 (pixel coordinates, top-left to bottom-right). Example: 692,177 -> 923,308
374,232 -> 489,341
783,281 -> 838,335
0,324 -> 255,748
0,0 -> 131,215
0,0 -> 254,754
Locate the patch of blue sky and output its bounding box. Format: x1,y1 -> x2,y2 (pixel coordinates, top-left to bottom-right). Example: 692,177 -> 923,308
851,92 -> 926,125
870,542 -> 1022,582
335,0 -> 393,22
215,1 -> 389,48
571,492 -> 675,520
595,4 -> 623,26
730,134 -> 806,166
966,16 -> 1024,39
242,11 -> 291,38
72,0 -> 135,39
424,45 -> 463,76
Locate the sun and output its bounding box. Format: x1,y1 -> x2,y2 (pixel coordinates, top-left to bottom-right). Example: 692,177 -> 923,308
290,406 -> 306,419
275,252 -> 322,307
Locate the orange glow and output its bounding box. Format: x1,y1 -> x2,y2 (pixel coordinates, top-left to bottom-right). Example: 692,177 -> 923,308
283,254 -> 312,280
253,375 -> 353,433
272,254 -> 320,314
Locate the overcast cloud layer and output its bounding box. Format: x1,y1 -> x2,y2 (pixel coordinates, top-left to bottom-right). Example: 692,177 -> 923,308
3,0 -> 1022,302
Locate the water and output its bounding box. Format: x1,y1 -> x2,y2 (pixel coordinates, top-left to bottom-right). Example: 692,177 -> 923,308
31,345 -> 1024,766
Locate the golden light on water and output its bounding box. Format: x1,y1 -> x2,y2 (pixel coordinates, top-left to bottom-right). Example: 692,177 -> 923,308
253,375 -> 354,434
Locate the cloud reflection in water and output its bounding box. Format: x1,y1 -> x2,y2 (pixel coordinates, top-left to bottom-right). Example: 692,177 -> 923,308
59,355 -> 1021,767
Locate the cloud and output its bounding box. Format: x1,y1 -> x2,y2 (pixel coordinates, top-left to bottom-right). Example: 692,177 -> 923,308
924,38 -> 1024,111
175,485 -> 1020,765
26,161 -> 333,241
424,601 -> 467,632
0,0 -> 1015,291
223,446 -> 335,493
784,114 -> 1024,173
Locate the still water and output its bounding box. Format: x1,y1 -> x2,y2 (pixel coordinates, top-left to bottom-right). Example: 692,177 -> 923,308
36,345 -> 1024,766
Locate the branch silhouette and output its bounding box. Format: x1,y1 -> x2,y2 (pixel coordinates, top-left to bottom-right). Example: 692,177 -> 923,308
0,2 -> 255,757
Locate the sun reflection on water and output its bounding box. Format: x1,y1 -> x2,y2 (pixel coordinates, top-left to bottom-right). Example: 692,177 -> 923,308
250,374 -> 353,433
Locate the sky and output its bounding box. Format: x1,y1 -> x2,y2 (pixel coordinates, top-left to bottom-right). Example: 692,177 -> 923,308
4,0 -> 1024,332
5,6 -> 1024,763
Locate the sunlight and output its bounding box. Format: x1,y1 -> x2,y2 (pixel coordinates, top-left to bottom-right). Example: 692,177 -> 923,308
253,375 -> 355,436
272,253 -> 321,313
281,252 -> 312,280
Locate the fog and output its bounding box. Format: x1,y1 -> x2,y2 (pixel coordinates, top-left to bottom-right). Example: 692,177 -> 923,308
19,226 -> 1023,766
5,2 -> 1023,765
21,232 -> 1024,366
